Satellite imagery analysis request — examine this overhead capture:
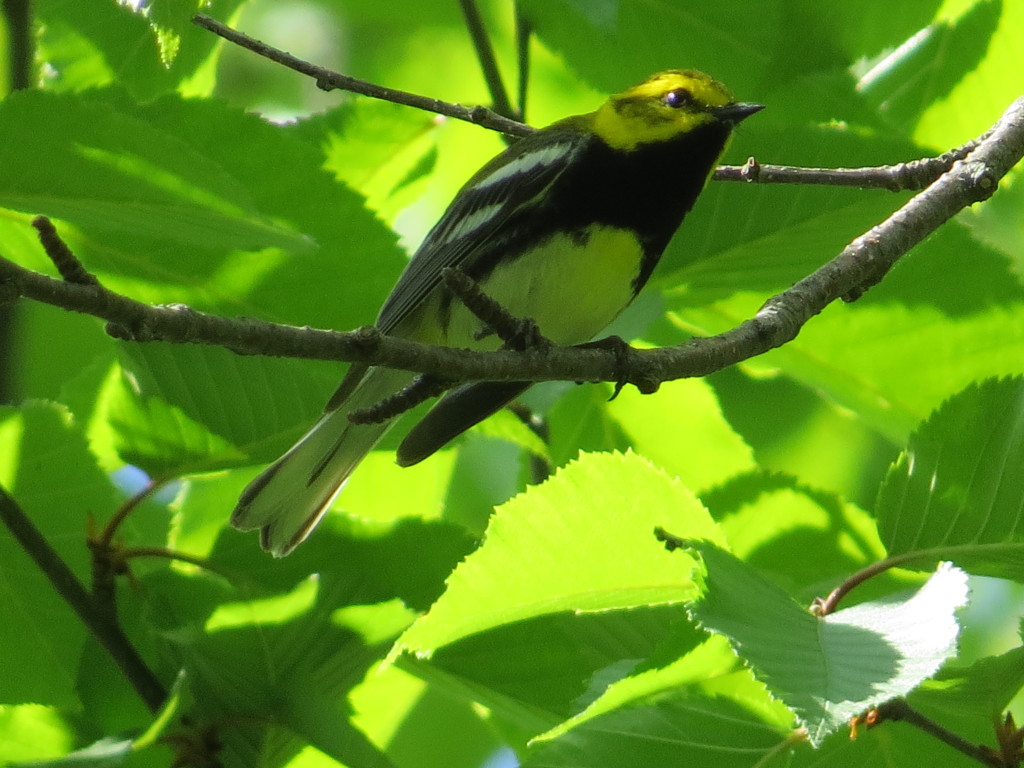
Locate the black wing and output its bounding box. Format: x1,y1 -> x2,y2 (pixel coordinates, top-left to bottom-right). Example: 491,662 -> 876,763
376,126 -> 590,335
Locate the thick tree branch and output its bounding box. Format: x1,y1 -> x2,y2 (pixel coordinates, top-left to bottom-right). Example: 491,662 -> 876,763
2,97 -> 1020,393
0,109 -> 1015,390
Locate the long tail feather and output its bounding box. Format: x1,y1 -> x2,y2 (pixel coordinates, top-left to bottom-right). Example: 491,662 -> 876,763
231,367 -> 414,556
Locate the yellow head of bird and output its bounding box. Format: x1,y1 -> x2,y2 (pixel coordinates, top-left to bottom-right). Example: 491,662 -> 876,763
593,69 -> 757,151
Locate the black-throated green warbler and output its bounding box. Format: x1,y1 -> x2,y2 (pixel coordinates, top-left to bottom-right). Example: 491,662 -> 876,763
233,69 -> 762,555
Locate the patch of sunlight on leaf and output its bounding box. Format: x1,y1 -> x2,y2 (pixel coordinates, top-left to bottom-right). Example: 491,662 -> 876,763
396,451 -> 727,656
0,705 -> 74,763
915,0 -> 1024,147
331,599 -> 418,646
687,542 -> 968,745
340,448 -> 458,522
205,574 -> 320,631
877,377 -> 1024,579
349,665 -> 428,750
535,634 -> 791,744
610,375 -> 755,492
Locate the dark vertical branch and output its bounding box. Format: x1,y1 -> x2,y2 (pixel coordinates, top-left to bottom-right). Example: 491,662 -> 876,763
457,0 -> 518,121
514,2 -> 531,121
2,0 -> 31,90
0,0 -> 33,403
0,485 -> 167,713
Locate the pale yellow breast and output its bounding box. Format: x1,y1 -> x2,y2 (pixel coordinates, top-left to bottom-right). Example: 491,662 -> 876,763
446,225 -> 643,348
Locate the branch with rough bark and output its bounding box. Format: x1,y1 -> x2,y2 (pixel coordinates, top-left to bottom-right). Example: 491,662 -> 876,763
1,95 -> 1022,397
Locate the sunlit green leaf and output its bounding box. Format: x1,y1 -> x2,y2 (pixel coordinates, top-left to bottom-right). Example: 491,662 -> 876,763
686,544 -> 968,745
877,377 -> 1024,578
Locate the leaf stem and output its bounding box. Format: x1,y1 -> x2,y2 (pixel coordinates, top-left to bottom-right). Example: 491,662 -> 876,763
874,699 -> 1005,768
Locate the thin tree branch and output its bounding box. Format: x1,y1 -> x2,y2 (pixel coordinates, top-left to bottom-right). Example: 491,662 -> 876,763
31,216 -> 100,285
90,478 -> 170,622
191,13 -> 531,139
190,13 -> 980,191
457,0 -> 518,121
872,699 -> 1005,768
2,97 -> 1020,394
349,374 -> 450,424
719,139 -> 984,190
0,485 -> 167,713
442,266 -> 553,351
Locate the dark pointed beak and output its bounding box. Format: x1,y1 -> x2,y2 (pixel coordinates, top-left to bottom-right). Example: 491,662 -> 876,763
712,102 -> 764,124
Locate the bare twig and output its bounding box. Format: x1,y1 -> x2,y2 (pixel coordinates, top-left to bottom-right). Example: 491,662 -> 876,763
2,0 -> 32,91
0,485 -> 166,713
348,375 -> 450,424
458,0 -> 518,121
870,700 -> 1004,768
89,479 -> 170,621
191,13 -> 531,139
191,13 -> 980,192
31,216 -> 99,285
442,266 -> 553,351
97,477 -> 167,548
1,0 -> 33,405
719,139 -> 983,190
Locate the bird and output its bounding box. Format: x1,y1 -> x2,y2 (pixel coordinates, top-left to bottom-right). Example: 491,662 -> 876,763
231,69 -> 762,556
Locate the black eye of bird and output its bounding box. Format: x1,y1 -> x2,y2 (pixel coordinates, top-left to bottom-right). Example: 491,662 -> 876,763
663,88 -> 694,109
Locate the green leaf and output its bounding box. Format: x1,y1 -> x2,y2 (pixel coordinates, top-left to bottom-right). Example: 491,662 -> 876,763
533,632 -> 792,745
35,0 -> 243,99
522,690 -> 792,768
679,280 -> 1024,446
877,378 -> 1024,579
349,665 -> 502,768
106,344 -> 341,475
0,402 -> 117,707
0,705 -> 74,764
4,736 -> 135,767
0,88 -> 406,329
910,646 -> 1024,743
704,472 -> 898,603
518,0 -> 780,95
0,90 -> 311,253
914,2 -> 1024,145
855,0 -> 1003,138
408,604 -> 693,732
398,451 -> 727,655
181,516 -> 473,766
686,543 -> 968,745
609,376 -> 755,492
